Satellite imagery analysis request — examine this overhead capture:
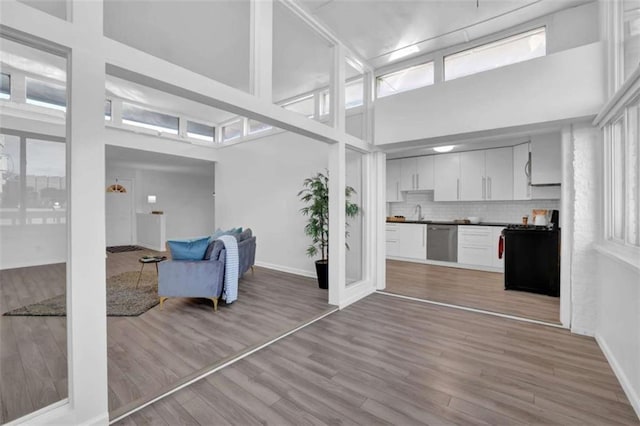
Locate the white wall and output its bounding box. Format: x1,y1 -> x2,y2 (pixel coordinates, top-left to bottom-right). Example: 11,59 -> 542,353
215,131 -> 329,277
389,192 -> 560,224
375,42 -> 606,145
595,252 -> 640,417
107,165 -> 215,243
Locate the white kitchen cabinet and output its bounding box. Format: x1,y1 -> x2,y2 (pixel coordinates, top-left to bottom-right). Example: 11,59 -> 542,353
415,155 -> 434,190
530,133 -> 561,185
458,226 -> 493,266
459,148 -> 513,201
386,159 -> 402,202
386,223 -> 427,260
457,225 -> 504,270
400,158 -> 416,191
513,142 -> 531,200
459,150 -> 486,201
491,227 -> 505,268
398,156 -> 434,191
385,223 -> 401,257
434,153 -> 460,201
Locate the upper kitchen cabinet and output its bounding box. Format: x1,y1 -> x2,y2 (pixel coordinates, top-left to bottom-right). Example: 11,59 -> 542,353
434,153 -> 460,201
485,147 -> 514,200
399,156 -> 435,191
386,159 -> 403,202
513,142 -> 531,200
459,147 -> 514,201
530,133 -> 561,185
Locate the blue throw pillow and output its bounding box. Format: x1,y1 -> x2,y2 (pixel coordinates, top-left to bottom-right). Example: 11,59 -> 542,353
167,237 -> 210,260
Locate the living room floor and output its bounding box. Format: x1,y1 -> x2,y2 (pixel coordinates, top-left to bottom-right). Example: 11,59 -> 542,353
113,293 -> 639,425
385,259 -> 560,324
0,250 -> 331,423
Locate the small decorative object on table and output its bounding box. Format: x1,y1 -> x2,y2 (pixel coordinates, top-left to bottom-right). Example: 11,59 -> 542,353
136,255 -> 167,288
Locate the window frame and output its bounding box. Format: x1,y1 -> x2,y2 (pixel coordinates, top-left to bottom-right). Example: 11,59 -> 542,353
443,26 -> 547,82
375,61 -> 435,99
120,101 -> 180,136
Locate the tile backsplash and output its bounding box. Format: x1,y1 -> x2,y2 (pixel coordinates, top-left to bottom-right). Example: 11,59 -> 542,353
388,192 -> 560,224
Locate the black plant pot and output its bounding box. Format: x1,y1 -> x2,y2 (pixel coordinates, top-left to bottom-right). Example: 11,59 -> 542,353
315,260 -> 328,289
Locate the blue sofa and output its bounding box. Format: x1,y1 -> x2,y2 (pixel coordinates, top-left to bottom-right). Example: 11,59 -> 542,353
158,229 -> 256,311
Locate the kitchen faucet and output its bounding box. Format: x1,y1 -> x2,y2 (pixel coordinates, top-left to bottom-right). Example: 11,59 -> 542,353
414,204 -> 424,220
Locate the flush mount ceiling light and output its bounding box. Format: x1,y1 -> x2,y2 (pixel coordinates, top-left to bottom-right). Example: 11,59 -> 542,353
433,145 -> 455,153
388,45 -> 420,62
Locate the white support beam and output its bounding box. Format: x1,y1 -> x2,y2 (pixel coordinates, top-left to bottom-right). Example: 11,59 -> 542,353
330,44 -> 346,132
328,140 -> 346,306
374,151 -> 387,290
250,0 -> 273,102
65,0 -> 110,424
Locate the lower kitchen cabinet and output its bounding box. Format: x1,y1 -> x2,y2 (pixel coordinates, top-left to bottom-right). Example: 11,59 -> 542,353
457,225 -> 505,269
386,223 -> 427,260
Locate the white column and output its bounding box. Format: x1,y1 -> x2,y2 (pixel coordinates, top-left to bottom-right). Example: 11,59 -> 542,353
250,0 -> 273,103
330,44 -> 346,132
66,0 -> 109,423
328,140 -> 346,306
374,151 -> 387,290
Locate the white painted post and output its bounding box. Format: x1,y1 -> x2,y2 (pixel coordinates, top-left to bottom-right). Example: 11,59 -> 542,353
374,151 -> 387,290
66,0 -> 109,423
330,44 -> 346,132
328,140 -> 346,306
250,0 -> 273,103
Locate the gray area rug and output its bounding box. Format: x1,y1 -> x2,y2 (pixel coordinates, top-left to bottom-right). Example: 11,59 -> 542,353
3,271 -> 159,317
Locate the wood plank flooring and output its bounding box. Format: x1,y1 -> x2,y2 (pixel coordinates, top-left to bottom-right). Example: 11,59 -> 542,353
115,293 -> 639,425
386,259 -> 560,323
0,250 -> 330,423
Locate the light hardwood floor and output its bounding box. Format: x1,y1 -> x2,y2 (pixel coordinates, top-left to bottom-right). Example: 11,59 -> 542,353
115,293 -> 639,425
0,250 -> 331,423
386,259 -> 560,323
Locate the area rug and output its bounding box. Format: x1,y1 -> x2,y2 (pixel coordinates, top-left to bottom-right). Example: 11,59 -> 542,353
3,271 -> 159,317
106,245 -> 144,253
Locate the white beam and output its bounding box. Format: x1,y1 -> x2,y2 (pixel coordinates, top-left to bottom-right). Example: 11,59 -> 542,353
250,0 -> 273,102
330,44 -> 346,132
65,0 -> 110,423
328,140 -> 346,306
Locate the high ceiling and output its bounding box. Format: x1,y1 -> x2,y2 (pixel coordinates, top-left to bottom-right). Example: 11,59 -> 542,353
299,0 -> 592,68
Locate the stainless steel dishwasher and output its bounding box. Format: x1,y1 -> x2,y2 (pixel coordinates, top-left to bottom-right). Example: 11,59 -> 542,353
427,225 -> 458,262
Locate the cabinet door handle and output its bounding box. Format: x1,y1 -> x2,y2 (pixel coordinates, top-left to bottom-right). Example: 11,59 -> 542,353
423,226 -> 426,247
416,174 -> 419,189
488,177 -> 492,199
482,177 -> 486,199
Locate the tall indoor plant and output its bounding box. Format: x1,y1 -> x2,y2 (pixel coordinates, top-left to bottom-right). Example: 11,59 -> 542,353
298,170 -> 360,289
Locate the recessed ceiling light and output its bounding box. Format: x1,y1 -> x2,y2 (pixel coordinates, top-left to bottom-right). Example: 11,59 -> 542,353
389,45 -> 420,62
433,145 -> 455,153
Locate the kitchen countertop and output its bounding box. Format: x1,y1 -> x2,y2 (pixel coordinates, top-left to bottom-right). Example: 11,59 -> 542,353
387,220 -> 515,227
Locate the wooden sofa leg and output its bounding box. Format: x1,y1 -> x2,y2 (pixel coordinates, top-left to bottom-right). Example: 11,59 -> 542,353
159,297 -> 168,310
211,297 -> 219,312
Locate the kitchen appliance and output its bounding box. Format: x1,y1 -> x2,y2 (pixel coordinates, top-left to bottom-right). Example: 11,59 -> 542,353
502,223 -> 560,296
427,225 -> 458,262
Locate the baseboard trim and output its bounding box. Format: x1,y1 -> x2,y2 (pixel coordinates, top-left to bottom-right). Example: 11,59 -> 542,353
254,261 -> 316,279
377,291 -> 566,329
595,333 -> 640,420
109,305 -> 338,424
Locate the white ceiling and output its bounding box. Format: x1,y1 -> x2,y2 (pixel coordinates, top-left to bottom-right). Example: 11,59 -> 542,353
299,0 -> 592,68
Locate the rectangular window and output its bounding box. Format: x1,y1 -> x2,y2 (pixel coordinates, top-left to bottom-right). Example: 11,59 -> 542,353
282,95 -> 314,118
376,62 -> 434,98
445,27 -> 546,81
626,99 -> 640,246
248,119 -> 272,135
187,120 -> 215,142
0,73 -> 10,100
345,78 -> 364,109
26,139 -> 66,225
121,102 -> 179,135
26,77 -> 66,111
222,119 -> 243,142
105,99 -> 112,121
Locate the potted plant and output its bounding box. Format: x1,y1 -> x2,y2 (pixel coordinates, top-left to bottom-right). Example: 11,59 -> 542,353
298,170 -> 360,289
